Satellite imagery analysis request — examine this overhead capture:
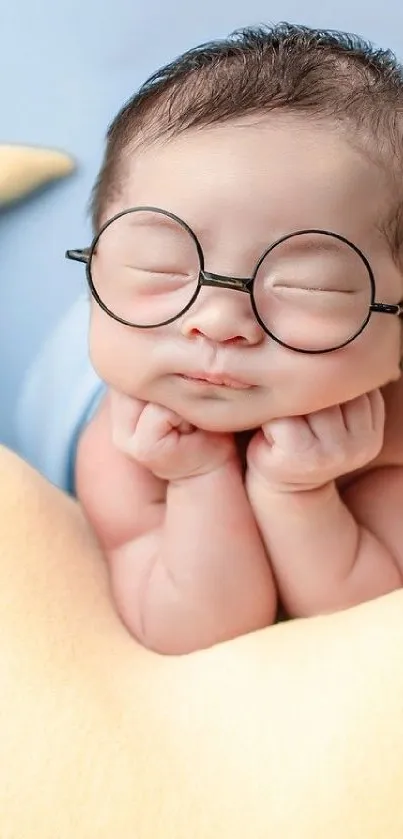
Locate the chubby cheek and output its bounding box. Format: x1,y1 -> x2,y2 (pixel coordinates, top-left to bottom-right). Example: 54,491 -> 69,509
287,325 -> 402,414
88,310 -> 156,394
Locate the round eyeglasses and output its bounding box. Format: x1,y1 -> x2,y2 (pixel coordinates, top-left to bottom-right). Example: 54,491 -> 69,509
66,206 -> 403,354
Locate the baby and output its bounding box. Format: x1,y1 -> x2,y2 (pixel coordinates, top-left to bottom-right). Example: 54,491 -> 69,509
66,23 -> 403,654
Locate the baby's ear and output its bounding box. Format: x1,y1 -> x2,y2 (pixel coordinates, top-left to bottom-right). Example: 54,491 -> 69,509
0,144 -> 74,206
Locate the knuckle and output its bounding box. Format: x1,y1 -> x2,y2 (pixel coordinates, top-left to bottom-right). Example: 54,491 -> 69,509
143,403 -> 165,425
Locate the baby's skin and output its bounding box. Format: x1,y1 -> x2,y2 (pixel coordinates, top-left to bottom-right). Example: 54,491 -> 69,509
76,116 -> 403,654
77,384 -> 403,654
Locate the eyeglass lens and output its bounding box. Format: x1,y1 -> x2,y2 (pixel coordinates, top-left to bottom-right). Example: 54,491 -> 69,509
89,210 -> 372,351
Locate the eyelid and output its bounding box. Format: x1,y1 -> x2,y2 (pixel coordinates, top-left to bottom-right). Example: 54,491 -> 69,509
273,282 -> 355,293
123,266 -> 186,278
123,263 -> 195,273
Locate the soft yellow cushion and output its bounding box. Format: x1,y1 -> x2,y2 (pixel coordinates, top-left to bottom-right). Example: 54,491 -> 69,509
0,144 -> 74,205
1,444 -> 403,838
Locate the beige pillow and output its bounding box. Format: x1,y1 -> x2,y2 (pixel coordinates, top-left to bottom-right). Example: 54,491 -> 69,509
1,444 -> 403,839
0,144 -> 74,205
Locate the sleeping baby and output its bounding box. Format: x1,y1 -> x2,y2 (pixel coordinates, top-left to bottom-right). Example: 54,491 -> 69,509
20,23 -> 403,654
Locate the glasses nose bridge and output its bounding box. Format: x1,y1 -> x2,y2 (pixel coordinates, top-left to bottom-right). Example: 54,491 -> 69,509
200,269 -> 253,295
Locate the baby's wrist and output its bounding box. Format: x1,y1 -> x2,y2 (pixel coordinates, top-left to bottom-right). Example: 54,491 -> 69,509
171,449 -> 239,486
246,464 -> 333,497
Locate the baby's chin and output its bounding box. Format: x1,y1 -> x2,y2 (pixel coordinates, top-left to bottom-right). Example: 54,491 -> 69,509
163,396 -> 268,433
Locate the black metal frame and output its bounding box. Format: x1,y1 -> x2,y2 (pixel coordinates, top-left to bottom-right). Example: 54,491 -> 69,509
66,206 -> 403,355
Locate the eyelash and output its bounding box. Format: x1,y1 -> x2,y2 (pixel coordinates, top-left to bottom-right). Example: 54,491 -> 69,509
273,284 -> 350,294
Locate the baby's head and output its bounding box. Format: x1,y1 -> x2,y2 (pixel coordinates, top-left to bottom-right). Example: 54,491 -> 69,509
75,23 -> 403,432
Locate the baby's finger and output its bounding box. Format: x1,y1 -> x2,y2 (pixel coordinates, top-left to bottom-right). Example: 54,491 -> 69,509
149,411 -> 194,435
367,388 -> 385,433
135,404 -> 193,443
262,416 -> 316,453
131,404 -> 179,460
307,404 -> 347,442
340,393 -> 372,435
177,419 -> 194,434
109,391 -> 147,448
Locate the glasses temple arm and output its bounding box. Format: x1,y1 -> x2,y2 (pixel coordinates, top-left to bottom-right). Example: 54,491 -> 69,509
371,301 -> 403,316
65,248 -> 90,264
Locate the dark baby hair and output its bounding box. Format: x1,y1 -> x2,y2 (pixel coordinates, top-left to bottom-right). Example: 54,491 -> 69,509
90,22 -> 403,251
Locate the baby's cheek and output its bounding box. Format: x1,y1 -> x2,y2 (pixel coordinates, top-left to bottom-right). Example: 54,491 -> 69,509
88,316 -> 119,386
298,330 -> 401,410
349,329 -> 402,391
88,308 -> 150,394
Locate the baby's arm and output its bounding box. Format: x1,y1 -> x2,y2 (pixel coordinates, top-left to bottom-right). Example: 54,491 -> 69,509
76,392 -> 276,654
246,390 -> 403,618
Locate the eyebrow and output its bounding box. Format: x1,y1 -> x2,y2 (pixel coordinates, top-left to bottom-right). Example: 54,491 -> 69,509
124,210 -> 191,232
274,233 -> 350,256
120,212 -> 362,263
122,208 -> 219,246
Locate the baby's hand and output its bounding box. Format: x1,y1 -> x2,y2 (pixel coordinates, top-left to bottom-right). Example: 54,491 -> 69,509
247,389 -> 385,492
109,391 -> 235,481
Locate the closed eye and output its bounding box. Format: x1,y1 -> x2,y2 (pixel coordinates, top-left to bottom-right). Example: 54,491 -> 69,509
124,264 -> 191,276
123,266 -> 197,291
273,283 -> 355,294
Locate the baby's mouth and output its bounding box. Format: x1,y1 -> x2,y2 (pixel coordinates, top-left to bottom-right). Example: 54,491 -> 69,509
178,372 -> 253,390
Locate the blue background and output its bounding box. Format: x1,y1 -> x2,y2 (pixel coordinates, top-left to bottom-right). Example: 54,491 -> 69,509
2,0 -> 403,447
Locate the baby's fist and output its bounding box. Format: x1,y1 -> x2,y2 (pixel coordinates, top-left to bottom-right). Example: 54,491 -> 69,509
109,392 -> 234,481
247,389 -> 385,492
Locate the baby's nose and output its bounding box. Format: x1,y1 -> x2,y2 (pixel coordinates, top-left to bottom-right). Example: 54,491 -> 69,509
180,287 -> 265,346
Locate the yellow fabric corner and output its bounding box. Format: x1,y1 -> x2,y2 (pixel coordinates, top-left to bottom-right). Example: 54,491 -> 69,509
0,144 -> 74,205
1,443 -> 403,838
